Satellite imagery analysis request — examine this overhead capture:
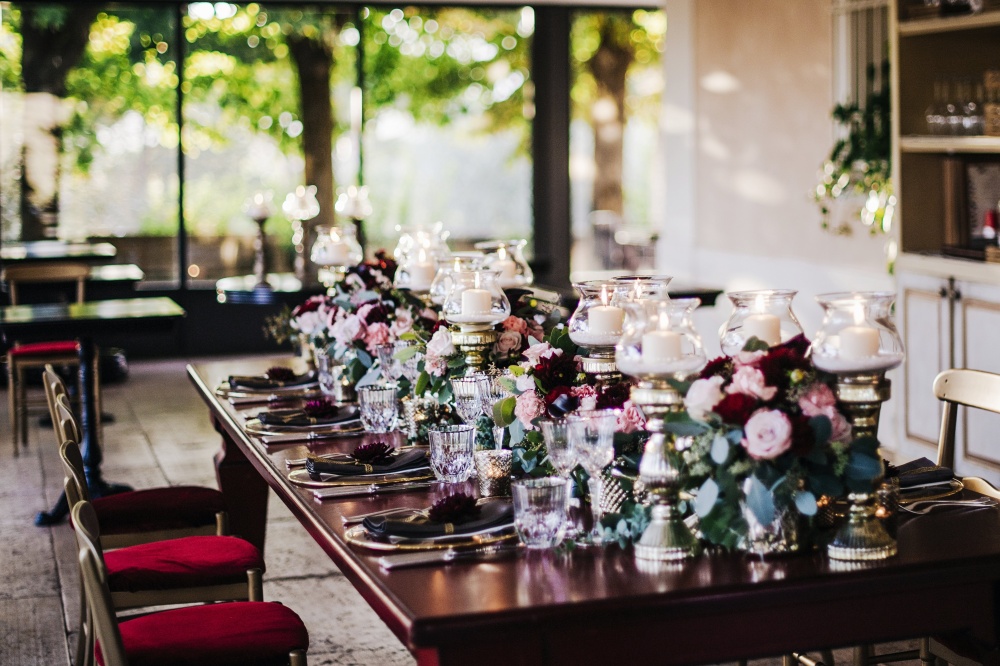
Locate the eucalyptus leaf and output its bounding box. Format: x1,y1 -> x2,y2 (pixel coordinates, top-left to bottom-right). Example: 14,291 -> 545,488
493,396 -> 517,428
794,490 -> 818,516
508,419 -> 526,445
746,476 -> 776,526
809,415 -> 832,446
353,289 -> 379,303
414,371 -> 429,398
846,450 -> 882,481
355,349 -> 373,368
497,376 -> 518,394
710,434 -> 730,465
725,429 -> 744,445
742,337 -> 770,352
393,345 -> 421,362
663,422 -> 709,437
695,478 -> 720,517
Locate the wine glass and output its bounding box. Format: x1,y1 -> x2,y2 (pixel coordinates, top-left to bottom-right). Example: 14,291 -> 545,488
540,418 -> 580,539
568,409 -> 618,546
451,374 -> 485,423
476,373 -> 513,448
375,343 -> 403,387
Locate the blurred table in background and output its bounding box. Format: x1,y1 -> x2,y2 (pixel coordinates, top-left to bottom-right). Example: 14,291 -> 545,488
1,240 -> 118,264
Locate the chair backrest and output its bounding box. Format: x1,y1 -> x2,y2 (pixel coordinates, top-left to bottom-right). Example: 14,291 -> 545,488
2,262 -> 89,305
59,439 -> 91,507
43,364 -> 69,440
55,393 -> 82,447
962,476 -> 1000,500
72,501 -> 127,666
933,368 -> 1000,469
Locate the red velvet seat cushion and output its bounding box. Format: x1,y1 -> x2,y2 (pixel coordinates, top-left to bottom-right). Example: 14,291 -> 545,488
97,601 -> 309,666
93,486 -> 226,534
8,340 -> 80,356
104,536 -> 263,593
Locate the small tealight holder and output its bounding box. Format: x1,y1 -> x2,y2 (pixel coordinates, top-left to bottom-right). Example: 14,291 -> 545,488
428,252 -> 485,306
442,269 -> 511,373
720,289 -> 804,356
616,292 -> 707,562
812,291 -> 904,562
311,225 -> 363,287
569,281 -> 625,385
474,449 -> 512,497
474,239 -> 533,288
394,248 -> 437,294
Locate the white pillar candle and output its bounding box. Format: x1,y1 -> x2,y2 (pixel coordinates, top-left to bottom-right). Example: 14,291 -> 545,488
492,258 -> 517,282
406,261 -> 436,290
461,288 -> 493,315
839,325 -> 880,359
743,313 -> 781,346
642,330 -> 682,362
588,305 -> 625,335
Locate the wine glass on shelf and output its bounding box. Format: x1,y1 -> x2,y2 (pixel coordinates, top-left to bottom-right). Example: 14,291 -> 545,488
540,418 -> 580,539
568,409 -> 618,547
476,373 -> 513,448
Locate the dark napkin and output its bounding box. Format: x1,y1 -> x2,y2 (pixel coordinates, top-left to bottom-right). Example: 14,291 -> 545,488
306,449 -> 428,478
888,457 -> 954,489
257,404 -> 357,427
228,371 -> 315,391
363,501 -> 514,539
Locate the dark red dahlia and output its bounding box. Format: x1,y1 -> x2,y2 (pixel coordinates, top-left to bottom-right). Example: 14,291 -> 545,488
266,367 -> 296,381
789,413 -> 815,456
352,441 -> 394,464
428,492 -> 481,524
303,399 -> 340,418
597,381 -> 631,409
713,393 -> 759,426
532,353 -> 578,393
700,356 -> 732,380
291,295 -> 327,317
757,334 -> 812,392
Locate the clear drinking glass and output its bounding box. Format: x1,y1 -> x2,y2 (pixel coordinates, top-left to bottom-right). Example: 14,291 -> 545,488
315,345 -> 339,397
357,385 -> 399,434
476,373 -> 514,448
451,374 -> 485,423
375,343 -> 403,386
539,418 -> 579,537
512,478 -> 569,549
568,409 -> 618,546
428,424 -> 476,483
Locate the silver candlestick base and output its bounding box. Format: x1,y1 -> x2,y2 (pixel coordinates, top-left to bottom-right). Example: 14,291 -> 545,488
580,345 -> 621,388
631,383 -> 699,561
827,371 -> 896,561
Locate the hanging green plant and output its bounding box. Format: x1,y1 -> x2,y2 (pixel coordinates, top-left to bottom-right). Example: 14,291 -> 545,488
813,63 -> 895,237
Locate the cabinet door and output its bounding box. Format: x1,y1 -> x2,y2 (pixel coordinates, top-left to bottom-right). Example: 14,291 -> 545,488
896,271 -> 949,463
952,280 -> 1000,484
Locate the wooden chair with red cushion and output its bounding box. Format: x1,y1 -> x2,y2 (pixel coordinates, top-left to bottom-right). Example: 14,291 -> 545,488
46,365 -> 228,547
4,261 -> 94,453
74,501 -> 309,666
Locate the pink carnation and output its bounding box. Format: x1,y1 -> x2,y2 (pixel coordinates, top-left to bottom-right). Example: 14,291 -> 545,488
798,384 -> 837,417
514,390 -> 547,430
617,400 -> 646,434
741,409 -> 793,460
364,322 -> 392,352
502,316 -> 529,336
726,366 -> 778,402
571,384 -> 598,411
425,356 -> 448,377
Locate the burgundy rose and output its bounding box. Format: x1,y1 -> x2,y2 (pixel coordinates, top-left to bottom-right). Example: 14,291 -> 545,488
597,381 -> 631,410
291,295 -> 327,317
532,353 -> 578,392
713,393 -> 759,426
359,300 -> 390,325
700,355 -> 733,379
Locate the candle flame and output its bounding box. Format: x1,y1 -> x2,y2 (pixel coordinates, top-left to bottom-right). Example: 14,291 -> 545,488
634,282 -> 642,301
474,272 -> 481,289
853,302 -> 865,326
418,248 -> 427,263
754,293 -> 766,313
600,284 -> 609,306
497,246 -> 507,261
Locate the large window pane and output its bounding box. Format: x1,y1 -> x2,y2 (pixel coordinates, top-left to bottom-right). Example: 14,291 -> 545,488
569,8 -> 665,279
361,6 -> 533,255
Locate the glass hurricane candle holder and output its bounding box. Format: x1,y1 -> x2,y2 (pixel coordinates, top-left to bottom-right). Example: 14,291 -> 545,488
720,289 -> 804,355
611,275 -> 673,303
442,269 -> 510,332
311,225 -> 363,285
394,248 -> 437,293
811,291 -> 904,376
616,297 -> 707,380
569,282 -> 625,350
393,223 -> 450,265
474,239 -> 533,288
429,252 -> 485,306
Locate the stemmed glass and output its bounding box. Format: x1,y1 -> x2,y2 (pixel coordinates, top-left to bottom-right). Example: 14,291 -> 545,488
451,374 -> 485,423
476,373 -> 513,448
568,409 -> 618,546
375,343 -> 403,387
539,418 -> 580,539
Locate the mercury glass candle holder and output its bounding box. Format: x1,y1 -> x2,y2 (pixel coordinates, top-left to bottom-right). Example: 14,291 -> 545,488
616,291 -> 707,561
720,289 -> 804,356
443,269 -> 510,372
569,281 -> 625,384
474,239 -> 533,288
812,291 -> 904,562
311,225 -> 363,286
428,252 -> 486,306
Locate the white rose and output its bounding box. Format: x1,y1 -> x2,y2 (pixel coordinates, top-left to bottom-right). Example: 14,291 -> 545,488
426,328 -> 455,358
683,376 -> 726,422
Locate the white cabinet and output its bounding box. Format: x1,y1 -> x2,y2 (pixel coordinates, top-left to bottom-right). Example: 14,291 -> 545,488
897,269 -> 1000,484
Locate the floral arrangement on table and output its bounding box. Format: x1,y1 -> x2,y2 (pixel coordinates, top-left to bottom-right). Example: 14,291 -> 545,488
601,335 -> 882,551
273,251 -> 439,383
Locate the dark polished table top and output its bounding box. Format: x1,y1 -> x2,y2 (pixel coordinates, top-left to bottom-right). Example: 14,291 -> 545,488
188,356 -> 1000,666
1,296 -> 184,340
0,240 -> 118,263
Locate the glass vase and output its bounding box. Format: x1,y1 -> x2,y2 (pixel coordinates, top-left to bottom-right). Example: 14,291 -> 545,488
474,239 -> 533,288
720,289 -> 804,356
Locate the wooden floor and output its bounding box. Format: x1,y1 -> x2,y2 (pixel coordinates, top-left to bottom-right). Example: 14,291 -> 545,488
0,356 -> 923,666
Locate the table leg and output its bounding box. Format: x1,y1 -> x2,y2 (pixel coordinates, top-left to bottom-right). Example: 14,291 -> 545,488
36,337 -> 131,526
213,420 -> 269,553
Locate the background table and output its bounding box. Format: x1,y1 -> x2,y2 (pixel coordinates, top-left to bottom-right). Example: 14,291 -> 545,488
188,356 -> 1000,666
0,240 -> 117,264
2,297 -> 185,524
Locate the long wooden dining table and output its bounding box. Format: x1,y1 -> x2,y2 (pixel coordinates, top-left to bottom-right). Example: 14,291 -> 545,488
188,356 -> 1000,666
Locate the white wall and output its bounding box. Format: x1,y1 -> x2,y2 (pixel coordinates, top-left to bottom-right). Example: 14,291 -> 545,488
661,0 -> 900,446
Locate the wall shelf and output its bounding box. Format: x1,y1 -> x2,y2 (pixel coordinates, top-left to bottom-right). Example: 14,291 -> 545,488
899,9 -> 1000,36
900,136 -> 1000,154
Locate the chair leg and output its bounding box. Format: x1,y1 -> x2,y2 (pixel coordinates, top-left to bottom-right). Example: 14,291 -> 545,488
248,568 -> 263,602
15,364 -> 27,449
289,649 -> 308,666
853,645 -> 873,666
216,511 -> 229,537
918,637 -> 934,666
7,358 -> 17,456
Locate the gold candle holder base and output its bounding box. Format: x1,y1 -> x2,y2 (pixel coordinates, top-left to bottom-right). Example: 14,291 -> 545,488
580,345 -> 622,386
631,383 -> 698,562
827,372 -> 896,562
451,327 -> 499,374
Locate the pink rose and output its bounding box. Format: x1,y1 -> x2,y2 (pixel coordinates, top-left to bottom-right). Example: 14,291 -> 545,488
425,328 -> 455,358
617,400 -> 646,434
502,316 -> 529,336
390,308 -> 414,338
798,384 -> 837,417
734,350 -> 767,367
420,308 -> 439,322
726,366 -> 778,402
683,376 -> 726,422
741,409 -> 793,460
425,356 -> 448,377
522,342 -> 560,366
495,330 -> 522,355
364,322 -> 392,352
514,390 -> 547,430
331,313 -> 365,345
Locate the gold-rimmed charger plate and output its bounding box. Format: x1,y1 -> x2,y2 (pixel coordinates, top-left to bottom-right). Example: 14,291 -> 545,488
287,468 -> 434,489
344,524 -> 518,552
899,479 -> 964,505
215,380 -> 319,397
244,417 -> 362,435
